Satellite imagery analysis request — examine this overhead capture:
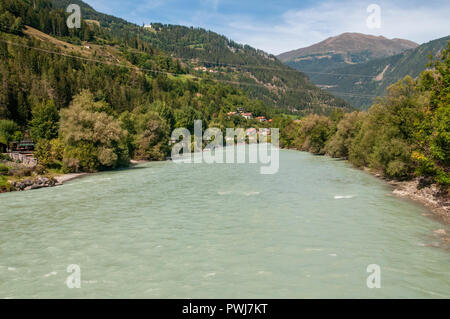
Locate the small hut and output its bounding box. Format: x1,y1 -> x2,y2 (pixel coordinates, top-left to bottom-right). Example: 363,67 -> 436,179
17,139 -> 35,153
10,139 -> 35,153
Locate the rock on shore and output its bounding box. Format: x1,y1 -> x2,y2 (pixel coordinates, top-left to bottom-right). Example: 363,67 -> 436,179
10,176 -> 61,191
7,173 -> 87,192
390,178 -> 449,225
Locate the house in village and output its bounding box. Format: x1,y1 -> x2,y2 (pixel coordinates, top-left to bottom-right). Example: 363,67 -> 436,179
241,112 -> 253,120
255,116 -> 266,122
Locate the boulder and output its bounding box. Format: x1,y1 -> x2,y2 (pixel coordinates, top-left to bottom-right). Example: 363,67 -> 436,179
16,182 -> 25,191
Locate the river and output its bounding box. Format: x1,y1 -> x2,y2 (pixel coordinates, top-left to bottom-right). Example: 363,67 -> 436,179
0,147 -> 449,298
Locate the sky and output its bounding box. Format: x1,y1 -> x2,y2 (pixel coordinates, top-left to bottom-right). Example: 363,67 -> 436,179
83,0 -> 450,55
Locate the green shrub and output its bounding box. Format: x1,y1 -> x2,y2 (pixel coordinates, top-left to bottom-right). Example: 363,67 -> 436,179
10,167 -> 33,178
0,163 -> 9,175
0,175 -> 12,192
326,111 -> 365,159
298,114 -> 331,154
59,91 -> 130,172
0,153 -> 12,161
386,160 -> 408,179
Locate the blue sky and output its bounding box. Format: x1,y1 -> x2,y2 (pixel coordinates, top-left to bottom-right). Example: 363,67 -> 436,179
83,0 -> 450,54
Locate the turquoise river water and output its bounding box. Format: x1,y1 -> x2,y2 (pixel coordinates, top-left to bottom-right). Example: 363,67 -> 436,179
0,147 -> 449,298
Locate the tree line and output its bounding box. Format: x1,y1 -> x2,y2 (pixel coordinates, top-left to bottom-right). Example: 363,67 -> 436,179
0,0 -> 279,174
277,44 -> 449,187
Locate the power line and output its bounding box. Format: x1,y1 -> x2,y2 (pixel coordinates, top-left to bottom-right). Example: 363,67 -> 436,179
0,38 -> 379,99
181,58 -> 398,79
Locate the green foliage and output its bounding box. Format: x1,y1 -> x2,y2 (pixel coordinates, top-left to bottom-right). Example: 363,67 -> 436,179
0,163 -> 9,174
121,106 -> 171,161
298,114 -> 332,154
349,76 -> 426,177
411,42 -> 450,186
59,91 -> 129,172
0,175 -> 12,192
34,138 -> 63,168
30,100 -> 59,140
0,119 -> 20,145
276,118 -> 302,149
326,111 -> 365,158
284,44 -> 449,187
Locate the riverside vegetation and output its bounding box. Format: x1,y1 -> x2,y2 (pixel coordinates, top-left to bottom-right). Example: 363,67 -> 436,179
276,44 -> 449,188
276,44 -> 449,221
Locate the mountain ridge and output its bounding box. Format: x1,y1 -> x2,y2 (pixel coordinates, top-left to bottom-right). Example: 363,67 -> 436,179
278,32 -> 418,62
307,35 -> 450,108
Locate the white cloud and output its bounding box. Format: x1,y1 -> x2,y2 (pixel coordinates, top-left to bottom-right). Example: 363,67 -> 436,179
218,1 -> 450,54
84,0 -> 450,55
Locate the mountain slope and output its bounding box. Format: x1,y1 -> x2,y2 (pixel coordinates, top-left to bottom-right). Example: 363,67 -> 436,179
0,0 -> 275,126
50,0 -> 350,114
308,35 -> 450,109
278,33 -> 418,74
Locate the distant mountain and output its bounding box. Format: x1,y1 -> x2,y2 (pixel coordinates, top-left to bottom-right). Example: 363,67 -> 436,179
306,35 -> 450,109
50,0 -> 350,114
278,33 -> 418,75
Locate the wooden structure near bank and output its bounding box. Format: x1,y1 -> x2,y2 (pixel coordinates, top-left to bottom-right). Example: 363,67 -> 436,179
1,139 -> 37,167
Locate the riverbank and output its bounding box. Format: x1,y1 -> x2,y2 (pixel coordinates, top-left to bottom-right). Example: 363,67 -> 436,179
389,179 -> 449,225
287,148 -> 449,227
54,172 -> 89,184
1,158 -> 154,194
359,166 -> 449,226
7,172 -> 89,192
388,178 -> 449,249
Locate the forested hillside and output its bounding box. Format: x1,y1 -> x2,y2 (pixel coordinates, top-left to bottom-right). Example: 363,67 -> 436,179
49,0 -> 350,114
298,36 -> 450,109
0,0 -> 295,175
277,43 -> 449,189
